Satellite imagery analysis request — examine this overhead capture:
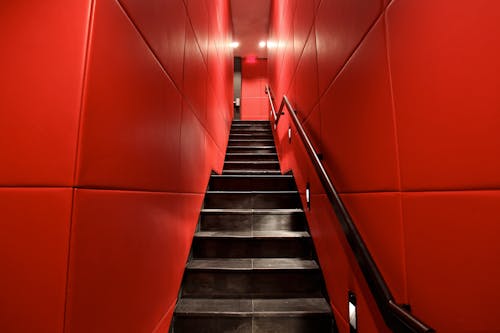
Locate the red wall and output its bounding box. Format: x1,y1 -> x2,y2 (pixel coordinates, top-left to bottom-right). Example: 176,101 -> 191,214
240,58 -> 268,120
268,1 -> 500,332
0,0 -> 233,332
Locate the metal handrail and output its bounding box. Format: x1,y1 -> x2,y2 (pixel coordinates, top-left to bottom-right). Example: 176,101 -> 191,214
265,85 -> 434,333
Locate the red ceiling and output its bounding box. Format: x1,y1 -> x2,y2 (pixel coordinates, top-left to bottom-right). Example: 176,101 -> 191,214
231,0 -> 270,58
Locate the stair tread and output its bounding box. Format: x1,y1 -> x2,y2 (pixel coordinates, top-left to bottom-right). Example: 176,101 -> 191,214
226,153 -> 278,157
194,230 -> 310,238
201,208 -> 303,214
210,174 -> 292,179
206,190 -> 297,194
224,161 -> 279,164
175,298 -> 331,316
227,146 -> 276,149
222,170 -> 281,174
187,258 -> 319,270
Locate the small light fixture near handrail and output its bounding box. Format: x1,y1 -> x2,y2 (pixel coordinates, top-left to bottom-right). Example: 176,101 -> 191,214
264,85 -> 434,333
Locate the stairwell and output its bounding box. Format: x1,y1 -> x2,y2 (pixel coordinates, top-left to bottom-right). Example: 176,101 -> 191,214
171,120 -> 336,332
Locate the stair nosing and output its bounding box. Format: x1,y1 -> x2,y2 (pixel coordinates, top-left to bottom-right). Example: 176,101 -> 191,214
174,298 -> 331,317
210,174 -> 292,178
201,208 -> 303,214
206,190 -> 297,194
194,231 -> 310,239
186,259 -> 319,271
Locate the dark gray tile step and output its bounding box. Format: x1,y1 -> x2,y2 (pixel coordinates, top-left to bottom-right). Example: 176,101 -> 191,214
194,230 -> 310,239
208,174 -> 295,191
175,298 -> 331,317
228,140 -> 274,147
187,258 -> 319,270
200,208 -> 306,231
182,265 -> 323,298
222,170 -> 282,175
231,126 -> 271,131
232,120 -> 269,124
230,128 -> 272,133
183,259 -> 322,298
192,231 -> 313,258
204,191 -> 300,209
223,161 -> 280,171
225,153 -> 278,161
227,147 -> 276,154
229,133 -> 274,139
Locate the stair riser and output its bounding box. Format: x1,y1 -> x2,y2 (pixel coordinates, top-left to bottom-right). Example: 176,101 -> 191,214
228,140 -> 274,147
182,270 -> 323,298
223,162 -> 280,171
225,154 -> 278,162
204,193 -> 301,209
229,134 -> 274,139
200,213 -> 306,231
209,176 -> 295,191
231,125 -> 271,131
173,316 -> 334,333
230,128 -> 272,133
192,238 -> 313,258
227,147 -> 276,154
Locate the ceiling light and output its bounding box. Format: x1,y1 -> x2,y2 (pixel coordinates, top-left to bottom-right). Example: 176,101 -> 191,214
230,41 -> 240,48
259,41 -> 266,48
267,41 -> 278,49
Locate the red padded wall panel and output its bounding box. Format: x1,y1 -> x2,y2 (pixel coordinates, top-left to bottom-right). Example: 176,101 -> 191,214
402,191 -> 500,332
2,0 -> 233,331
179,104 -> 210,194
294,28 -> 319,120
268,0 -> 500,331
0,188 -> 72,333
315,0 -> 383,96
0,0 -> 91,186
341,193 -> 406,302
387,0 -> 500,191
118,0 -> 187,87
66,189 -> 203,333
76,0 -> 182,192
186,0 -> 209,62
319,19 -> 399,193
184,22 -> 208,122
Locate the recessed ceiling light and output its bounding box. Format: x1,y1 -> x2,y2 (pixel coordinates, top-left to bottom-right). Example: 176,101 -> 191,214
230,41 -> 240,48
267,41 -> 278,49
259,41 -> 266,48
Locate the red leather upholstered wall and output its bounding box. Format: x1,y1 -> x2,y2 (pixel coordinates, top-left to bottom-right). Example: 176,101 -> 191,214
268,0 -> 500,332
241,58 -> 268,120
0,0 -> 232,332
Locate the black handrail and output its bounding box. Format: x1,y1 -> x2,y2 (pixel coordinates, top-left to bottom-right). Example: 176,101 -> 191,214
265,85 -> 434,333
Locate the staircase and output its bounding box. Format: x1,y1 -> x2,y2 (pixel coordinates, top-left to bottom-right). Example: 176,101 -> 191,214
171,120 -> 336,333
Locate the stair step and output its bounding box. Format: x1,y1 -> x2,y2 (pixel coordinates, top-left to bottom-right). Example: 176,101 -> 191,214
204,191 -> 301,209
232,120 -> 269,125
174,298 -> 333,333
228,139 -> 274,147
227,146 -> 276,154
194,230 -> 310,239
209,175 -> 295,191
182,259 -> 323,298
200,208 -> 306,231
230,133 -> 274,139
222,170 -> 282,175
230,128 -> 272,133
223,161 -> 280,171
192,231 -> 312,258
175,297 -> 331,316
225,153 -> 278,161
231,126 -> 271,131
187,258 -> 319,270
